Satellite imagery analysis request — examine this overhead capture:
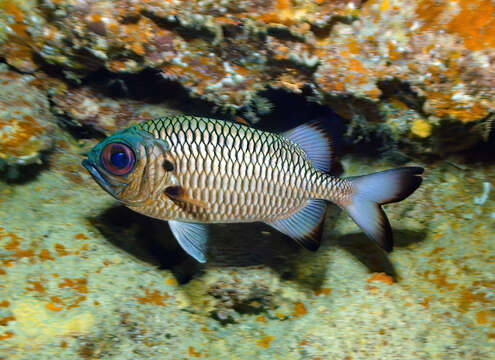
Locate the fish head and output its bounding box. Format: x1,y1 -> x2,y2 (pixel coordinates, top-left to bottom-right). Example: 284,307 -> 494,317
82,125 -> 171,206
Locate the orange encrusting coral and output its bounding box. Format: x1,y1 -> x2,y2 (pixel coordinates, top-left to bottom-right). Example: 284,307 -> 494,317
0,116 -> 44,158
26,281 -> 46,294
0,68 -> 54,164
0,1 -> 39,72
416,0 -> 495,51
313,288 -> 331,296
0,315 -> 15,326
423,90 -> 491,123
2,0 -> 494,153
292,301 -> 308,317
160,54 -> 264,106
136,289 -> 168,306
188,346 -> 201,358
54,243 -> 70,257
38,249 -> 55,261
0,331 -> 14,340
368,272 -> 394,285
257,335 -> 275,348
58,278 -> 88,294
45,302 -> 64,312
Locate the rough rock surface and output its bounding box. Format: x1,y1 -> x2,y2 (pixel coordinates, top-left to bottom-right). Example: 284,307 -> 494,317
51,86 -> 182,134
1,0 -> 494,153
0,65 -> 54,166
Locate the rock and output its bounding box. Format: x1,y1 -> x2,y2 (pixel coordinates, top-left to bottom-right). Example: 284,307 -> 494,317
52,86 -> 180,134
0,65 -> 54,167
2,0 -> 494,152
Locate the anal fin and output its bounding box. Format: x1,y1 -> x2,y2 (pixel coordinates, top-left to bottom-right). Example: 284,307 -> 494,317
168,220 -> 208,263
266,200 -> 326,251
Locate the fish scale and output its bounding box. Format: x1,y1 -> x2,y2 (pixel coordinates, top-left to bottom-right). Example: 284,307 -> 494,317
83,115 -> 424,262
135,116 -> 320,223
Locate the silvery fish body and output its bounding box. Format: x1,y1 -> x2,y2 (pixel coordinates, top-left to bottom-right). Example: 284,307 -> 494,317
83,115 -> 423,262
132,117 -> 345,222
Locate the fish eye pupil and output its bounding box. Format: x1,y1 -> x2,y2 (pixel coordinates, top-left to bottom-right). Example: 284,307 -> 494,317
101,142 -> 135,175
163,159 -> 174,171
110,151 -> 128,169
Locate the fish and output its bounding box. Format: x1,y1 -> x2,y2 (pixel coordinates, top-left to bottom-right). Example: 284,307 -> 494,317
82,115 -> 424,263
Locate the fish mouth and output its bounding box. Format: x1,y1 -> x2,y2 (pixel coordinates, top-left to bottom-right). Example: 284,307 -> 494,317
82,159 -> 120,199
82,158 -> 148,207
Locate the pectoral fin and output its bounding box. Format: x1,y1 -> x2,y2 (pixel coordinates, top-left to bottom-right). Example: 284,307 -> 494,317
168,220 -> 208,263
164,185 -> 208,209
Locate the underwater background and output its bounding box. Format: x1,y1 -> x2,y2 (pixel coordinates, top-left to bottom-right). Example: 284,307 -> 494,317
0,0 -> 494,359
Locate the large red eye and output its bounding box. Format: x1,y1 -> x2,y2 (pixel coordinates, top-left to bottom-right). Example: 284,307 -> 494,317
100,143 -> 135,175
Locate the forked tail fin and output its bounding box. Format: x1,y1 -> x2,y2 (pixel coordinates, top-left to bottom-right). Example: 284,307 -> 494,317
343,166 -> 424,252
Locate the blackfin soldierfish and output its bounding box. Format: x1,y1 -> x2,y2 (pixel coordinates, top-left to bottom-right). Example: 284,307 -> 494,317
82,115 -> 423,263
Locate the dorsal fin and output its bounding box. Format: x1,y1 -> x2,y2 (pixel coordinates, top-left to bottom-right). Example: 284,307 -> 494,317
282,121 -> 332,172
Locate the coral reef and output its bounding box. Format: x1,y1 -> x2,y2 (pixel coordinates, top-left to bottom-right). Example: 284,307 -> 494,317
51,86 -> 180,134
0,65 -> 54,167
1,0 -> 494,152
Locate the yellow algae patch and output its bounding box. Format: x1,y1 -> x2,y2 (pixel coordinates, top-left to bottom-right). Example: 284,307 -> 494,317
410,119 -> 432,138
10,301 -> 94,344
379,0 -> 390,12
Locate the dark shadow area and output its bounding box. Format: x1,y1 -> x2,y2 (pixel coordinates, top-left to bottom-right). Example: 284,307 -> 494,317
243,88 -> 345,134
378,79 -> 426,115
332,229 -> 427,281
56,115 -> 108,141
83,68 -> 223,120
141,10 -> 217,42
88,204 -> 201,284
0,153 -> 50,184
459,121 -> 495,165
88,204 -> 327,285
316,94 -> 414,165
206,222 -> 332,292
207,222 -> 300,267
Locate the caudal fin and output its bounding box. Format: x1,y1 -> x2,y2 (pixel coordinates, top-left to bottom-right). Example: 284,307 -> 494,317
344,166 -> 424,252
